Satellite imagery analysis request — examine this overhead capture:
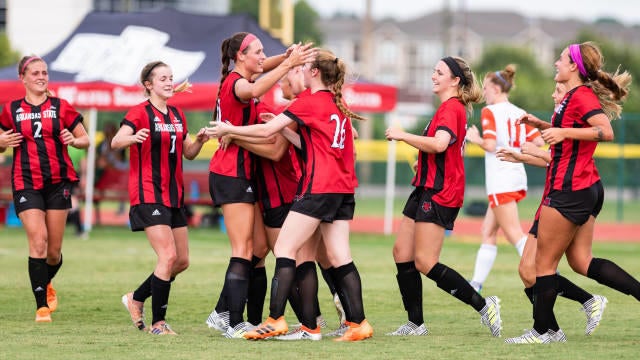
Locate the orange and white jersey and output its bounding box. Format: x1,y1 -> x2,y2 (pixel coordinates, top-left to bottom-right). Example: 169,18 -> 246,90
481,102 -> 541,195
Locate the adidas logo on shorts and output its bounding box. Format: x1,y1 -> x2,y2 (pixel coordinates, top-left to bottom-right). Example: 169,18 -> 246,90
246,186 -> 253,193
151,209 -> 161,216
19,196 -> 28,203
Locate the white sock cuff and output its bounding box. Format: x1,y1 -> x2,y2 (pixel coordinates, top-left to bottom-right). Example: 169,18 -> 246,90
515,235 -> 527,256
480,244 -> 497,252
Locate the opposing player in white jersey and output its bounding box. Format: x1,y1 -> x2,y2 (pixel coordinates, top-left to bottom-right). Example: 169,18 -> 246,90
465,64 -> 544,292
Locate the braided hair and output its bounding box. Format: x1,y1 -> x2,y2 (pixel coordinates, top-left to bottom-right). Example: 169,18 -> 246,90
310,49 -> 366,121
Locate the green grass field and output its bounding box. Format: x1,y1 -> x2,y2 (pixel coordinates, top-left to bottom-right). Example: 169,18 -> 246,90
1,226 -> 639,360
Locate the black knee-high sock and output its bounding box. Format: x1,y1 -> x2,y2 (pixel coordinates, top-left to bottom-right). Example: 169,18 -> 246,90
287,279 -> 304,323
587,258 -> 640,301
524,287 -> 534,304
133,273 -> 153,302
426,262 -> 485,312
319,264 -> 337,295
226,257 -> 251,327
269,257 -> 296,319
47,253 -> 63,283
395,261 -> 423,325
533,274 -> 559,333
333,262 -> 366,324
247,265 -> 267,326
329,266 -> 351,321
524,287 -> 535,320
150,274 -> 171,325
557,274 -> 592,304
296,261 -> 319,329
28,257 -> 49,309
214,260 -> 236,313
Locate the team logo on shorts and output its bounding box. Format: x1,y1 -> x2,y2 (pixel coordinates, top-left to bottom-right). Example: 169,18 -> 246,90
421,201 -> 432,213
542,196 -> 551,207
63,188 -> 71,199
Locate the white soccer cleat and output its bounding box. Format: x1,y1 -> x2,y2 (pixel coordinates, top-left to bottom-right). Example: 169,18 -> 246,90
480,296 -> 502,337
505,328 -> 565,344
324,322 -> 349,337
581,294 -> 608,335
385,321 -> 429,336
275,325 -> 321,341
224,321 -> 254,339
206,309 -> 230,332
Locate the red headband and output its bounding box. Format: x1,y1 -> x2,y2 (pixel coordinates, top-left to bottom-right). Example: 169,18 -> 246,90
21,56 -> 42,74
239,33 -> 257,54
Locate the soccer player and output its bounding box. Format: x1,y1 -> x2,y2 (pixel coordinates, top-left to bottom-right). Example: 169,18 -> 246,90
465,64 -> 544,292
207,49 -> 373,342
0,56 -> 90,322
384,56 -> 502,337
505,42 -> 640,343
203,32 -> 314,338
113,61 -> 208,335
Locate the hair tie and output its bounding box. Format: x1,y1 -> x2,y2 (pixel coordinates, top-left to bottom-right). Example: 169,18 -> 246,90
239,33 -> 257,54
442,56 -> 468,86
494,71 -> 511,89
21,56 -> 42,74
568,44 -> 588,78
334,57 -> 339,64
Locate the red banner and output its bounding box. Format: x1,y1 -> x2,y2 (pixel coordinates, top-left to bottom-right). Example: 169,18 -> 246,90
0,80 -> 396,113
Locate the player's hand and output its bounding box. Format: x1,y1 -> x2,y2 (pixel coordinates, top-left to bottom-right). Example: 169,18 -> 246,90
465,124 -> 482,144
385,127 -> 405,141
0,129 -> 23,148
206,121 -> 232,139
495,147 -> 522,163
541,127 -> 566,145
60,128 -> 76,145
133,128 -> 150,143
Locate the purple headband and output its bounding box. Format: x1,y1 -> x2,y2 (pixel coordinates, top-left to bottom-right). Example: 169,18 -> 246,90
239,33 -> 257,53
494,71 -> 511,90
568,44 -> 588,77
21,56 -> 42,74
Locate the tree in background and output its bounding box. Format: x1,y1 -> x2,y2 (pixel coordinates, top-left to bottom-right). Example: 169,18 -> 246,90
471,45 -> 553,120
0,32 -> 20,68
230,0 -> 322,45
293,0 -> 322,44
230,0 -> 259,19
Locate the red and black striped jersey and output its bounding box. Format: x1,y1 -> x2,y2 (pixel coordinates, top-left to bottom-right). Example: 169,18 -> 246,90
412,97 -> 467,207
121,101 -> 188,208
547,85 -> 603,191
253,98 -> 300,210
209,71 -> 258,180
255,147 -> 300,210
283,90 -> 356,195
0,97 -> 82,191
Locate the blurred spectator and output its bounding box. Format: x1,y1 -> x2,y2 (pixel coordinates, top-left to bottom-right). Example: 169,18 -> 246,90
96,122 -> 128,180
66,146 -> 87,237
96,122 -> 128,214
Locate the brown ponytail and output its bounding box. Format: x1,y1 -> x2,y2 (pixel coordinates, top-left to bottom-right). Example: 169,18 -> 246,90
448,56 -> 483,113
575,41 -> 631,120
486,64 -> 516,93
213,32 -> 253,121
311,49 -> 366,121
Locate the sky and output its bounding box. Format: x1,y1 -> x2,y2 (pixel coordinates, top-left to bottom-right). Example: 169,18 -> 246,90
310,0 -> 640,26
